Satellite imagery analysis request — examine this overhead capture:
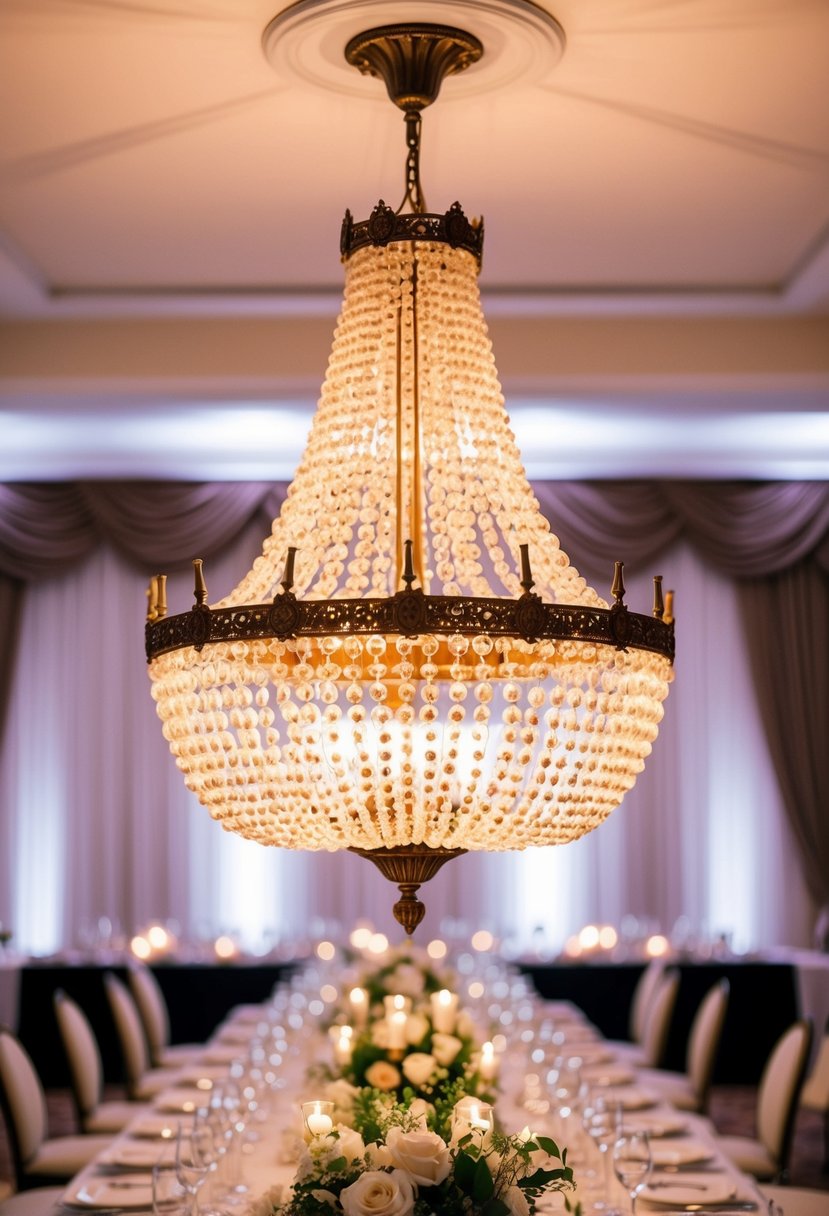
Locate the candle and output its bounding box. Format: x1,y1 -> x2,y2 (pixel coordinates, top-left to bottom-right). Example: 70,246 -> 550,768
333,1025 -> 353,1067
430,988 -> 458,1033
348,987 -> 368,1027
387,1009 -> 408,1050
302,1100 -> 334,1138
383,994 -> 411,1017
479,1040 -> 499,1082
452,1095 -> 493,1142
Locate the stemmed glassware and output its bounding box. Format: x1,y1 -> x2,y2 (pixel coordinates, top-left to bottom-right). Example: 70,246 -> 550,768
613,1131 -> 652,1216
584,1096 -> 622,1213
174,1123 -> 212,1216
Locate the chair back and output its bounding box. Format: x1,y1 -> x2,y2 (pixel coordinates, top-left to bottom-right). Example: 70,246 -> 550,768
53,990 -> 104,1123
127,963 -> 169,1066
687,978 -> 729,1111
0,1028 -> 48,1186
800,1016 -> 829,1111
640,968 -> 679,1067
104,972 -> 150,1097
630,960 -> 665,1044
757,1019 -> 813,1175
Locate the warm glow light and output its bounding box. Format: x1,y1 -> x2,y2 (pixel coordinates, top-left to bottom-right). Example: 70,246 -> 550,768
316,940 -> 336,961
319,984 -> 338,1003
147,924 -> 169,950
468,980 -> 484,999
578,924 -> 600,950
427,938 -> 448,960
349,926 -> 373,950
367,932 -> 389,954
563,935 -> 582,958
130,934 -> 151,960
599,925 -> 618,949
471,930 -> 494,952
646,933 -> 670,958
214,934 -> 237,959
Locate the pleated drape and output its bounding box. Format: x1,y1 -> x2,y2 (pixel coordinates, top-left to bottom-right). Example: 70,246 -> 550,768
1,479 -> 827,910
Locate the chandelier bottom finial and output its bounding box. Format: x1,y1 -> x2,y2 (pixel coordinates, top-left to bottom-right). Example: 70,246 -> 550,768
348,845 -> 468,935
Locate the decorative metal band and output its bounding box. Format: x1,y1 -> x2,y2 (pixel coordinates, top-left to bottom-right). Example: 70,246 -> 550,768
341,201 -> 484,266
146,588 -> 675,663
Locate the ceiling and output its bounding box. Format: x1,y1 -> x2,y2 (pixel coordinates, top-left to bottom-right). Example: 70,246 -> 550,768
1,0 -> 828,480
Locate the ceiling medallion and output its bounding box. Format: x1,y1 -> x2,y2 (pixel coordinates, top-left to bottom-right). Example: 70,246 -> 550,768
146,13 -> 674,935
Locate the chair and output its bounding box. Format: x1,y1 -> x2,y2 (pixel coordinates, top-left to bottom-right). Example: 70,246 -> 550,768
53,990 -> 149,1132
761,1185 -> 829,1216
637,978 -> 729,1113
0,1027 -> 113,1191
0,1189 -> 68,1216
103,973 -> 181,1101
126,963 -> 204,1069
716,1019 -> 813,1182
799,1015 -> 829,1168
607,961 -> 673,1066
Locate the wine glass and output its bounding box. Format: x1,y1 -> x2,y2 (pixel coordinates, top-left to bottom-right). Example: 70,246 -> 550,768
152,1163 -> 187,1216
175,1123 -> 211,1216
613,1131 -> 652,1216
585,1097 -> 622,1213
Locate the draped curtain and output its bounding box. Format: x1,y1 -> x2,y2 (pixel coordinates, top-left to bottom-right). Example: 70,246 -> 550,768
0,481 -> 827,950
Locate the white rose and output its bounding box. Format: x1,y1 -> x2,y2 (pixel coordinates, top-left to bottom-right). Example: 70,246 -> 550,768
365,1060 -> 402,1091
340,1169 -> 415,1216
325,1079 -> 360,1123
406,1098 -> 433,1128
371,1020 -> 392,1049
365,1143 -> 393,1169
431,1033 -> 463,1066
455,1011 -> 476,1039
394,964 -> 426,997
310,1190 -> 338,1208
401,1052 -> 437,1088
386,1126 -> 452,1186
504,1184 -> 531,1216
332,1124 -> 366,1165
405,1012 -> 429,1045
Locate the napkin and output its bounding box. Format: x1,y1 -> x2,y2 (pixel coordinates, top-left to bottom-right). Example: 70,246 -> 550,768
622,1112 -> 688,1138
640,1173 -> 739,1207
98,1141 -> 172,1169
153,1086 -> 206,1113
650,1139 -> 713,1167
64,1174 -> 155,1209
126,1114 -> 178,1139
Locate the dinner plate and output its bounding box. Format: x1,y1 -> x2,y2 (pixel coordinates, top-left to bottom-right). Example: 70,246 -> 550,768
154,1086 -> 206,1113
127,1114 -> 179,1140
580,1063 -> 635,1087
649,1139 -> 714,1167
201,1045 -> 242,1065
65,1174 -> 154,1209
216,1024 -> 257,1045
611,1086 -> 659,1111
640,1174 -> 738,1207
622,1112 -> 689,1138
98,1141 -> 174,1169
175,1066 -> 227,1085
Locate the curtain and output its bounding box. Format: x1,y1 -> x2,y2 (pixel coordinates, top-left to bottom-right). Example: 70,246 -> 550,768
0,480 -> 827,952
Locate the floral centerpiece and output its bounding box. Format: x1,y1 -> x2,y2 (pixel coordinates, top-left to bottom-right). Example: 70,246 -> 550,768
348,946 -> 454,1008
263,1095 -> 575,1216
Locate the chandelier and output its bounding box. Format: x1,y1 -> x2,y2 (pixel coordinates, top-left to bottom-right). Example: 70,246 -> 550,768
145,13 -> 675,935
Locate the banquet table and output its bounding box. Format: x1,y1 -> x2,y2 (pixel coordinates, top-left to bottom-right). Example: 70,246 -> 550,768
51,973 -> 767,1216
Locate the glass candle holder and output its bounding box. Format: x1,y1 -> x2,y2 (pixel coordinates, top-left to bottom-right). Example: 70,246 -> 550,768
452,1096 -> 493,1143
301,1100 -> 334,1139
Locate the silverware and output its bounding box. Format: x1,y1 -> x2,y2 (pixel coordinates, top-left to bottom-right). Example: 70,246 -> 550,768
646,1205 -> 758,1213
648,1182 -> 714,1191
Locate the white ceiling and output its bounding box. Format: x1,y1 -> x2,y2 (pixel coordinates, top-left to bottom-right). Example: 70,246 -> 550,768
1,0 -> 828,479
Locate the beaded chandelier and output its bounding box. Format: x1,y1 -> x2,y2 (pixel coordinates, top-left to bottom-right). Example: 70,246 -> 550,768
146,21 -> 675,934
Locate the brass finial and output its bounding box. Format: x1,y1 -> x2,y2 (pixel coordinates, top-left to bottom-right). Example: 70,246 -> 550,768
156,574 -> 167,620
281,546 -> 297,595
193,559 -> 208,607
402,539 -> 417,589
664,589 -> 675,625
519,543 -> 535,595
653,575 -> 664,620
146,576 -> 158,623
611,561 -> 626,603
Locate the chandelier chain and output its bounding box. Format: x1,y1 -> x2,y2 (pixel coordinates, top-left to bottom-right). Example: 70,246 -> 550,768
398,110 -> 426,214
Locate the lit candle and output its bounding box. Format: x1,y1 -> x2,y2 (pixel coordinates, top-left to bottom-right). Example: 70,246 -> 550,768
333,1025 -> 353,1067
387,1009 -> 408,1050
452,1095 -> 493,1142
479,1040 -> 499,1082
430,988 -> 458,1033
348,987 -> 368,1027
383,994 -> 411,1017
302,1100 -> 334,1138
